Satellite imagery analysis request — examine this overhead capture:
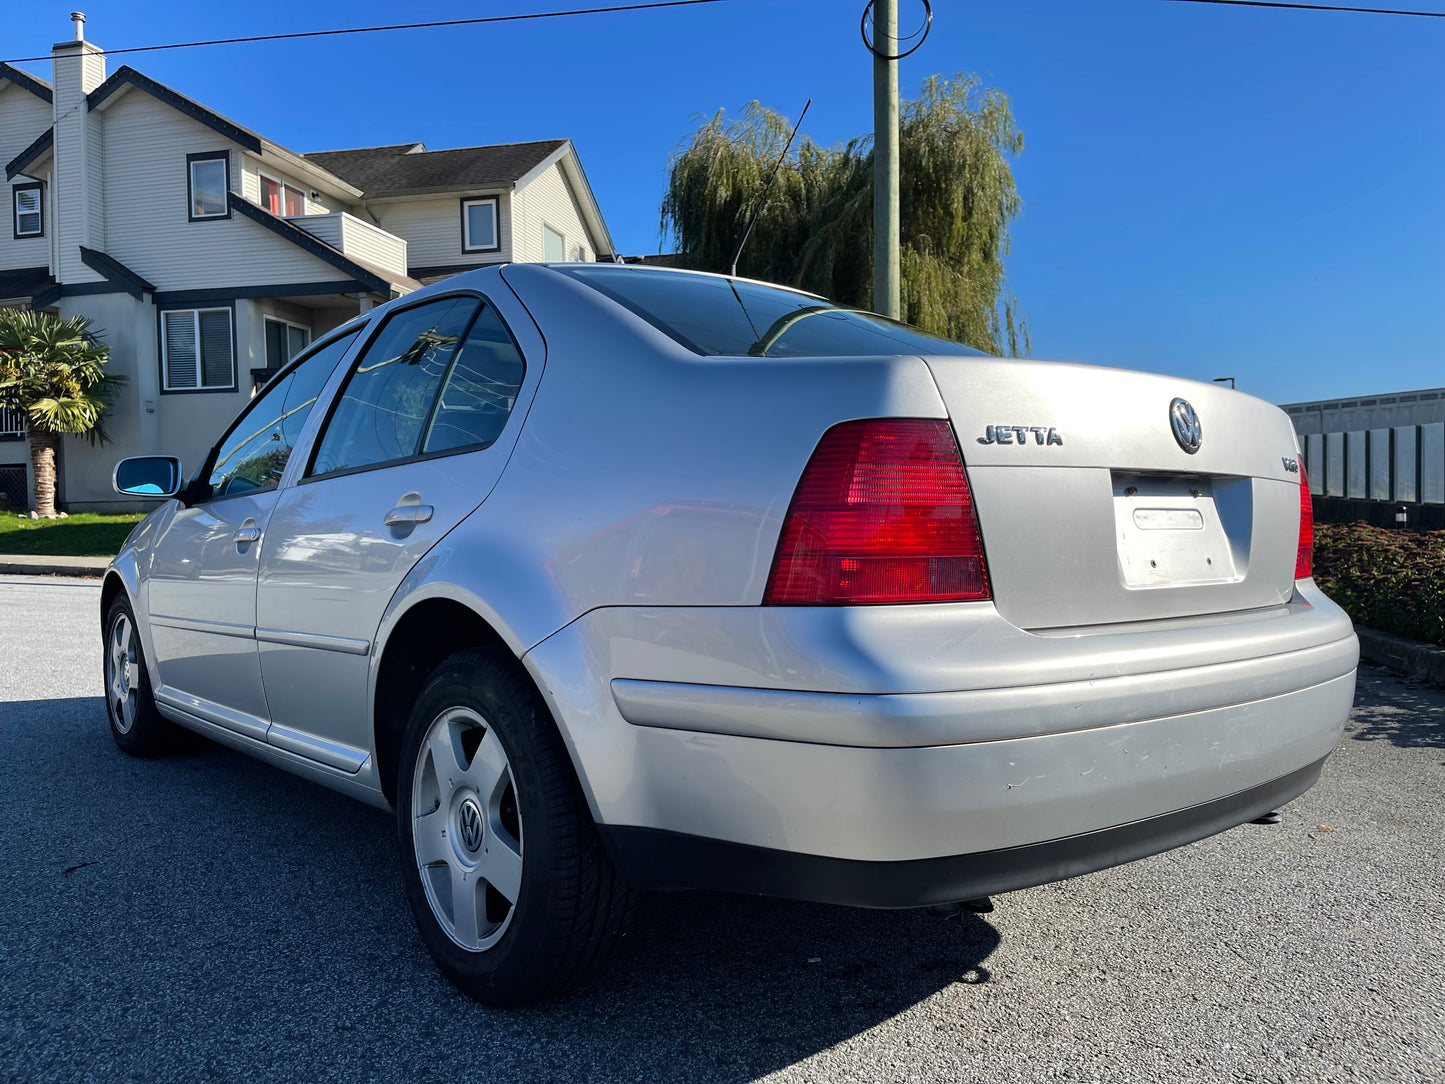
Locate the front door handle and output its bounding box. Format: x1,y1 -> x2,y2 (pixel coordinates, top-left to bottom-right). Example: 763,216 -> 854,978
383,503 -> 434,527
233,525 -> 262,544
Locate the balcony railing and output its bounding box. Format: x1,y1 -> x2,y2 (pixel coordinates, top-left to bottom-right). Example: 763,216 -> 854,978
0,406 -> 25,441
286,212 -> 408,281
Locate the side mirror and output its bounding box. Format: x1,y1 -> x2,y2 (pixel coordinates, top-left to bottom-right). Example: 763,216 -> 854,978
113,456 -> 183,498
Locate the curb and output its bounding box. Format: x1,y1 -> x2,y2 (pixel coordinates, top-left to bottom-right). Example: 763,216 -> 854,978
1355,626 -> 1445,687
0,555 -> 110,577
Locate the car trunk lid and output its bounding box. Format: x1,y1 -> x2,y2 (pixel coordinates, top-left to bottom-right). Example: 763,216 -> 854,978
925,357 -> 1303,630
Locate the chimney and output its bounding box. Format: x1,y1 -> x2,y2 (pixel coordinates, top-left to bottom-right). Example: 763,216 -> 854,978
51,12 -> 107,283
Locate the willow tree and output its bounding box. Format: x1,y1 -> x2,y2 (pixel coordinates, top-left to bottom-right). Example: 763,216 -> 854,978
661,74 -> 1030,356
0,310 -> 118,517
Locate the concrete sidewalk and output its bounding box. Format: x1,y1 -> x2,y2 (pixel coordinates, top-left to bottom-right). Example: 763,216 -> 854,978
0,554 -> 110,577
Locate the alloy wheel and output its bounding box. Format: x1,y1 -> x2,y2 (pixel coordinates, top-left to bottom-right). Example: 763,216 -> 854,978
107,613 -> 138,735
411,706 -> 524,951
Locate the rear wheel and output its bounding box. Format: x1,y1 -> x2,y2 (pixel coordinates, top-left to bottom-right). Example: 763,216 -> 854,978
396,648 -> 636,1005
103,595 -> 173,756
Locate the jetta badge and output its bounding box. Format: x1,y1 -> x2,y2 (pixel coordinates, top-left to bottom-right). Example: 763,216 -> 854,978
1169,398 -> 1202,454
977,425 -> 1064,447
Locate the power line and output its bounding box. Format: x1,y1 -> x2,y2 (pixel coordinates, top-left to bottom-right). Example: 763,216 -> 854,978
1163,0 -> 1445,17
0,0 -> 729,66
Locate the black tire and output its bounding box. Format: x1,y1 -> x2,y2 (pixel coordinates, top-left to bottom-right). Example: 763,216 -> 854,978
103,594 -> 173,757
396,647 -> 636,1005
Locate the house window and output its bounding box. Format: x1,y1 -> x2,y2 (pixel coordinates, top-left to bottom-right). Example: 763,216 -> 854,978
265,317 -> 311,369
162,308 -> 234,391
12,182 -> 43,239
461,197 -> 499,252
187,152 -> 230,220
543,224 -> 565,263
260,174 -> 305,217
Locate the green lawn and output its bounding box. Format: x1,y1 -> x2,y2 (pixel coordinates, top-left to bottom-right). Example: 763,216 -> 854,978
0,512 -> 146,557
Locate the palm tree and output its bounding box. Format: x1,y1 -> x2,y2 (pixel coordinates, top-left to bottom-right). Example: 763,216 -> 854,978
0,310 -> 119,517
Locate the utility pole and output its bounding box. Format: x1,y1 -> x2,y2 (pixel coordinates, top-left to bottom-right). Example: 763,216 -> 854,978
872,0 -> 900,320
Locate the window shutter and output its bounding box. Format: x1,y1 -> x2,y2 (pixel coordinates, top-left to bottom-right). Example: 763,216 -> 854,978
199,310 -> 233,388
164,312 -> 198,389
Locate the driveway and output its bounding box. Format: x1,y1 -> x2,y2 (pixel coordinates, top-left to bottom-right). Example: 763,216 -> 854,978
1,576 -> 1441,1083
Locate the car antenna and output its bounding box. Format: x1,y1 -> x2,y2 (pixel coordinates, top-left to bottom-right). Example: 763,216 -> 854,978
724,98 -> 811,279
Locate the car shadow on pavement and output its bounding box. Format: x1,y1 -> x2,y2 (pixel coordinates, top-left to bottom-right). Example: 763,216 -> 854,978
0,697 -> 1000,1084
1347,665 -> 1445,752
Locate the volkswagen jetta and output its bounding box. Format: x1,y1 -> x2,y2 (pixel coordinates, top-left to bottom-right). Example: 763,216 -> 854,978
102,263 -> 1358,1004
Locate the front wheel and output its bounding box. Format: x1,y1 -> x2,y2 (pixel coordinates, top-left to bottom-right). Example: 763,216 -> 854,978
396,648 -> 636,1005
103,595 -> 173,756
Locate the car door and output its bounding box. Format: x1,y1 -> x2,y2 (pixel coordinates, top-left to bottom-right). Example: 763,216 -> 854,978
255,293 -> 536,772
144,328 -> 362,739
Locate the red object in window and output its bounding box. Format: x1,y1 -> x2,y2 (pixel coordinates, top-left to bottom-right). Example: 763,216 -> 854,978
1296,463 -> 1314,580
283,186 -> 303,216
261,177 -> 280,214
765,418 -> 991,605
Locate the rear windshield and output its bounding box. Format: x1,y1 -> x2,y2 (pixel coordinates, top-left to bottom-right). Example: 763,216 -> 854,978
558,265 -> 989,359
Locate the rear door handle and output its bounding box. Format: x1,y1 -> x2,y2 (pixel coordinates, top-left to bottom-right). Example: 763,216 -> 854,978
233,526 -> 262,544
383,504 -> 434,527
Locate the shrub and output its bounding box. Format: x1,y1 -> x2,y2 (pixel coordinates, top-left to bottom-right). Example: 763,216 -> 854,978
1312,523 -> 1445,647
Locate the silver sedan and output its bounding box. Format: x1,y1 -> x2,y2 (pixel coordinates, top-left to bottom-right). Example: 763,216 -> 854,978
103,264 -> 1358,1004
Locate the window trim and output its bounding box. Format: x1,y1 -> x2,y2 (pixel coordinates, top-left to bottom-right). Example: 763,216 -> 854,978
258,171 -> 307,217
159,304 -> 237,394
263,315 -> 312,367
187,151 -> 231,222
542,222 -> 566,264
193,324 -> 366,504
12,181 -> 43,240
460,196 -> 500,254
300,289 -> 527,485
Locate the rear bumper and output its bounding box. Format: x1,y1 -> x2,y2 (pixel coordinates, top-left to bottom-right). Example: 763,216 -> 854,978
524,581 -> 1357,877
599,757 -> 1326,908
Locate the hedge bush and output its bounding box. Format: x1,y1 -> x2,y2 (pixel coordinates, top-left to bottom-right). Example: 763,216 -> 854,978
1312,522 -> 1445,647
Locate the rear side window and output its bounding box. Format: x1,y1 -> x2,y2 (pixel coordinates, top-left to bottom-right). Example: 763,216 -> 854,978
206,329 -> 359,498
309,296 -> 510,478
559,265 -> 989,359
421,305 -> 526,454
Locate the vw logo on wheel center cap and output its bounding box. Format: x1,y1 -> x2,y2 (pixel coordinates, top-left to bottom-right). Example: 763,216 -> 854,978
1169,397 -> 1202,455
457,797 -> 485,854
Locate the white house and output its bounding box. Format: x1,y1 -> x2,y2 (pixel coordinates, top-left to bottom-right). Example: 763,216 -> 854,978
0,14 -> 614,511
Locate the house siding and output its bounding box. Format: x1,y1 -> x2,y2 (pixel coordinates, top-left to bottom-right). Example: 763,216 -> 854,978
514,162 -> 594,263
0,86 -> 53,271
100,92 -> 359,291
372,191 -> 512,271
51,45 -> 106,285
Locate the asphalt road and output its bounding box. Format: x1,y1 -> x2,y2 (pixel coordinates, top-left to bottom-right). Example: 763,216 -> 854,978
1,577 -> 1442,1084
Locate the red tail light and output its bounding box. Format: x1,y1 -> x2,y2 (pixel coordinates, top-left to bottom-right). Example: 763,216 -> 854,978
764,418 -> 991,605
1295,463 -> 1314,580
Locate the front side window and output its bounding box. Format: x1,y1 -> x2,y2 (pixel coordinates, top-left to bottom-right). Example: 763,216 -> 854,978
542,224 -> 565,263
310,297 -> 480,478
260,175 -> 305,217
206,330 -> 360,498
12,182 -> 43,239
559,265 -> 991,359
462,197 -> 498,252
264,318 -> 310,369
188,153 -> 229,219
162,308 -> 234,391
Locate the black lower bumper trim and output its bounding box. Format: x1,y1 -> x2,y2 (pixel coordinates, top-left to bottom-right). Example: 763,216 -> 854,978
598,757 -> 1328,908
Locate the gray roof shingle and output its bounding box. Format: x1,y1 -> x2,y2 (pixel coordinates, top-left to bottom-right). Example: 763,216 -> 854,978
303,140 -> 567,198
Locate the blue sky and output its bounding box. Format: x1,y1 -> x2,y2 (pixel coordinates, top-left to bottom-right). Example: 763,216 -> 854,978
6,1 -> 1442,404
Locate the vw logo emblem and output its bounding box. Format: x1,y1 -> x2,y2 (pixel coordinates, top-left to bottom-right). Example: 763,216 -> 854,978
457,798 -> 484,854
1170,397 -> 1202,454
